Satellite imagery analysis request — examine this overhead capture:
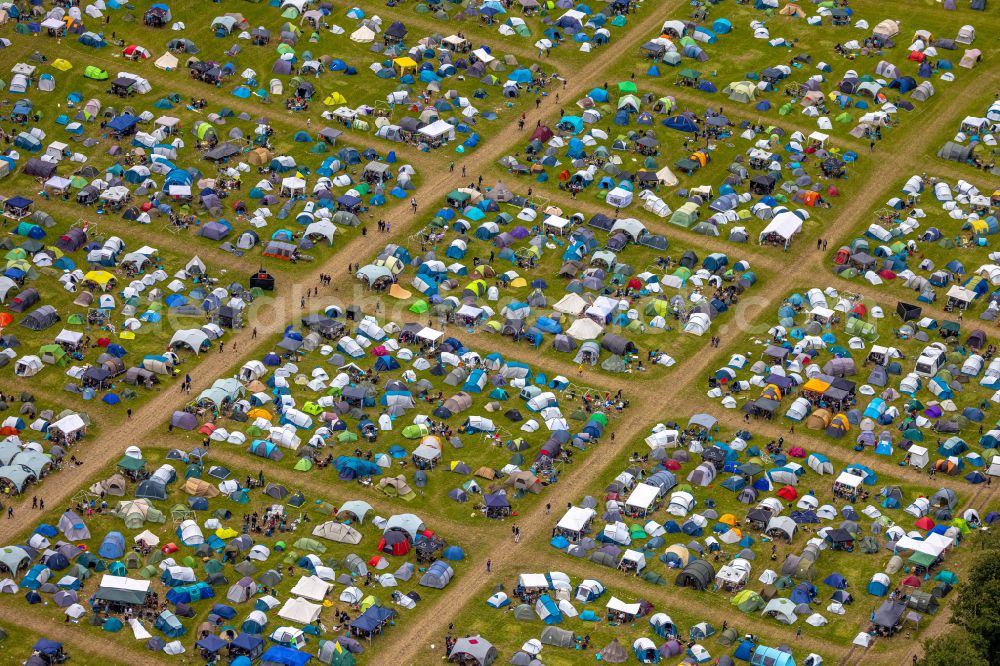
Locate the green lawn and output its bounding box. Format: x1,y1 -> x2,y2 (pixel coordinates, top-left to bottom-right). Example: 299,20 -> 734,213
700,284 -> 1000,460
539,413 -> 968,648
447,568 -> 836,666
3,445 -> 467,664
354,184 -> 773,379
622,0 -> 998,141
158,320 -> 632,525
825,170 -> 999,317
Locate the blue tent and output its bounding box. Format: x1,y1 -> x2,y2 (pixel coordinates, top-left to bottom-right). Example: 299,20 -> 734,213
823,572 -> 847,589
536,594 -> 563,624
663,116 -> 698,133
508,69 -> 533,84
751,646 -> 794,666
98,531 -> 126,559
374,356 -> 400,371
107,114 -> 139,134
350,605 -> 395,636
443,545 -> 465,561
867,576 -> 889,596
733,640 -> 755,661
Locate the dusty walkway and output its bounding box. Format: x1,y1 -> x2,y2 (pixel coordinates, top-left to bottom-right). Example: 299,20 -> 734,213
0,11 -> 996,666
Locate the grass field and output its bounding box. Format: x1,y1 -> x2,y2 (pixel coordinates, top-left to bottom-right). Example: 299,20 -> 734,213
0,0 -> 995,663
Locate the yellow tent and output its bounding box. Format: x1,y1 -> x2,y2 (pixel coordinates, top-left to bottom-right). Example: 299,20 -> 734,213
215,527 -> 239,539
510,277 -> 527,288
392,56 -> 417,75
718,514 -> 737,526
360,595 -> 377,611
802,378 -> 830,394
323,91 -> 347,106
119,331 -> 136,340
247,408 -> 273,421
84,270 -> 115,286
52,58 -> 73,71
388,283 -> 412,300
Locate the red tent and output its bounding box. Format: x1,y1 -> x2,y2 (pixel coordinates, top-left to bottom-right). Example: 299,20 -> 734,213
787,447 -> 806,458
377,531 -> 411,556
665,459 -> 681,471
915,516 -> 935,531
777,485 -> 798,501
901,575 -> 922,588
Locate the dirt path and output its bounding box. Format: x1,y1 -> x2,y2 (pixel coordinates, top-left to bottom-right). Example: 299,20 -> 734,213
0,603 -> 173,665
371,64 -> 1000,664
1,11 -> 995,666
0,0 -> 595,544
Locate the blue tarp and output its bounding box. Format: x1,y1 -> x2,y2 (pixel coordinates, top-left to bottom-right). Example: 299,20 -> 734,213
260,645 -> 312,666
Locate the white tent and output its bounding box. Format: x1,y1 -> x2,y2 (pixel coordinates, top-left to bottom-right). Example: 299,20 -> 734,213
566,318 -> 603,341
278,597 -> 323,624
289,575 -> 332,601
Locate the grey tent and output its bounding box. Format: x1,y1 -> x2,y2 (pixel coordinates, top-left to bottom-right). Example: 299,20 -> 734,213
930,488 -> 957,510
873,600 -> 907,631
21,305 -> 60,331
448,635 -> 498,666
598,638 -> 628,663
540,626 -> 575,648
601,334 -> 637,355
135,480 -> 167,501
513,604 -> 534,621
574,340 -> 601,365
24,159 -> 57,179
675,560 -> 715,590
937,141 -> 973,163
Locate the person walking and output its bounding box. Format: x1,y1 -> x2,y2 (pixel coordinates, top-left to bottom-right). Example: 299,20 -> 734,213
486,559 -> 491,573
127,409 -> 132,420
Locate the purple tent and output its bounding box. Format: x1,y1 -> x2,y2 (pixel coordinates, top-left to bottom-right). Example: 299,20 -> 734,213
170,411 -> 197,430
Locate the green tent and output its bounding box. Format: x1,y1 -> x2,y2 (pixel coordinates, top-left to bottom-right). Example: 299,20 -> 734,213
321,641 -> 357,666
732,590 -> 765,612
294,458 -> 313,472
84,65 -> 109,80
337,431 -> 358,443
402,423 -> 429,439
409,300 -> 429,314
294,538 -> 325,553
617,81 -> 637,93
38,344 -> 67,366
845,317 -> 877,341
117,456 -> 146,472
